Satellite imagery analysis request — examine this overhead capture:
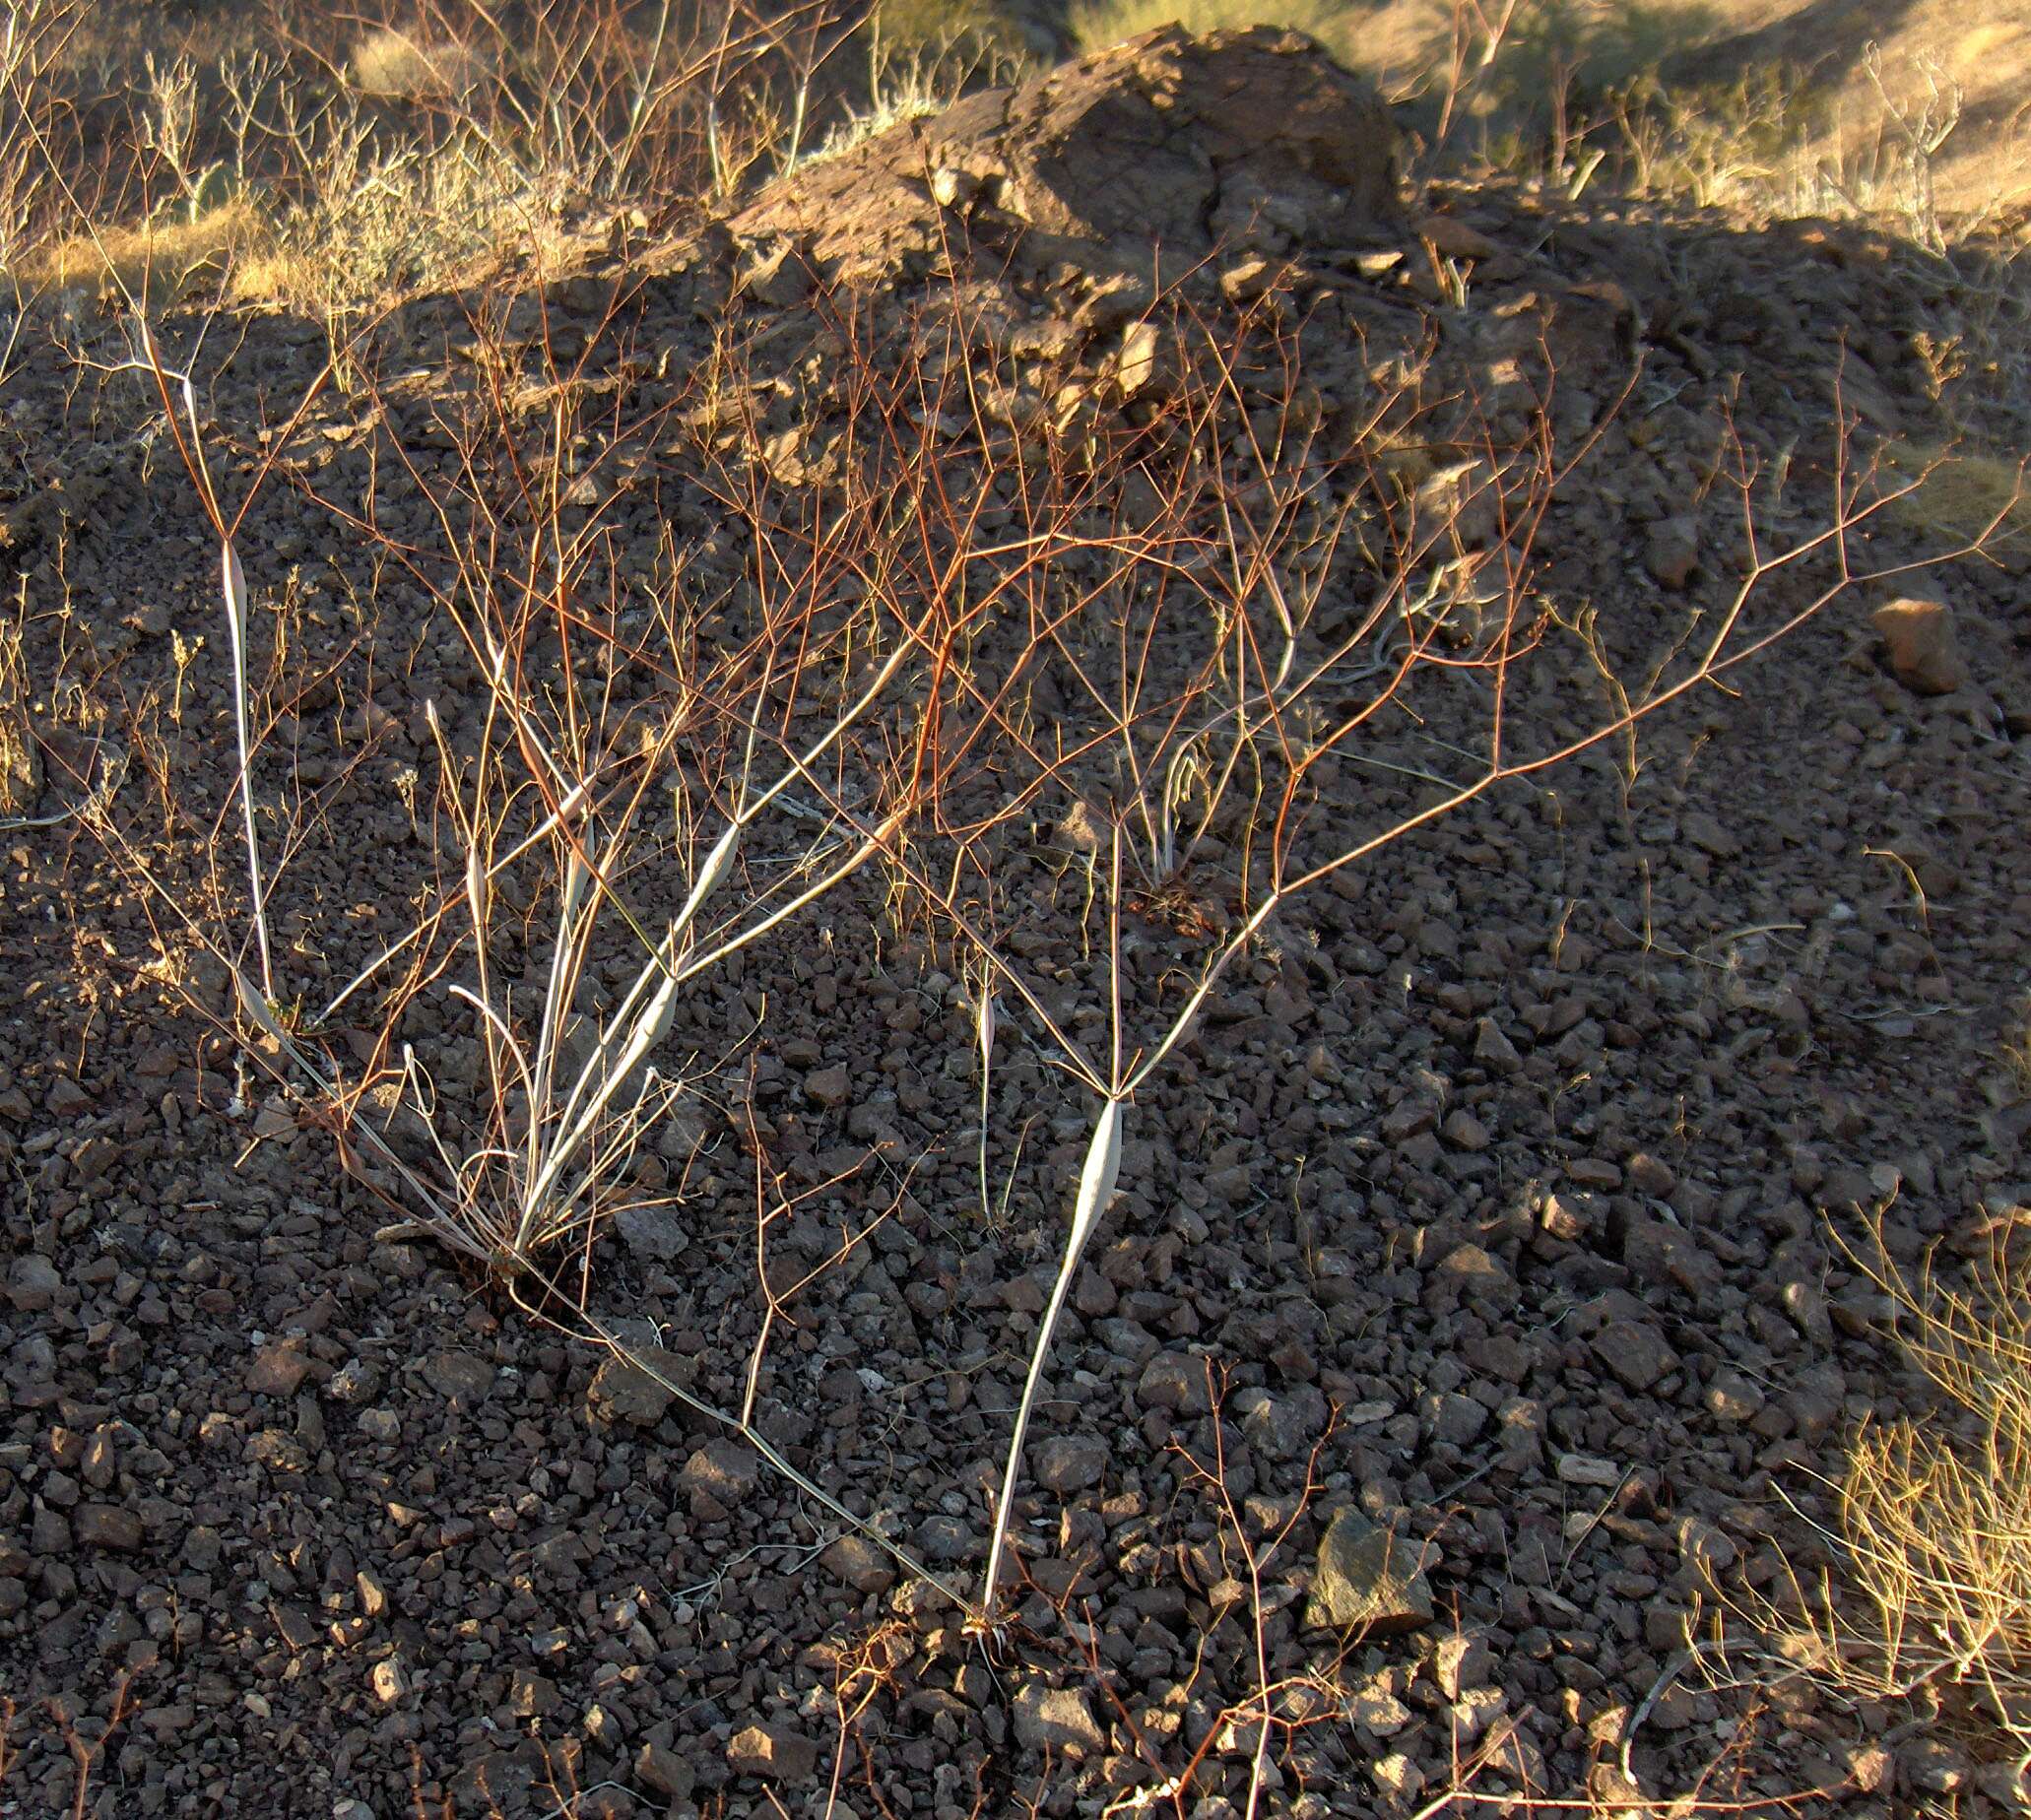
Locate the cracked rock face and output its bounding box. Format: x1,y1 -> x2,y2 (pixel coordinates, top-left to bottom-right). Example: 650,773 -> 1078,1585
735,25 -> 1401,279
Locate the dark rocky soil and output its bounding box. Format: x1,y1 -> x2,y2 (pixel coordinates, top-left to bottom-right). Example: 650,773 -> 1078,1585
2,27 -> 2028,1820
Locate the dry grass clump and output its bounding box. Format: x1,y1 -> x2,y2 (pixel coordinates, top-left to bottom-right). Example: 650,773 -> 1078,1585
348,27 -> 498,100
1435,44 -> 1833,218
802,16 -> 1032,166
1401,0 -> 2022,250
20,203 -> 266,308
0,0 -> 887,313
868,0 -> 1032,57
1879,440 -> 2031,551
229,127 -> 569,313
1068,0 -> 1358,63
1831,1214 -> 2031,1775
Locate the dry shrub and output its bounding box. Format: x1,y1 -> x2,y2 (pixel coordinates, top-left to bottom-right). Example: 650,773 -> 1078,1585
0,606 -> 39,819
1067,0 -> 1357,63
349,27 -> 497,100
23,202 -> 266,307
806,17 -> 1033,166
871,0 -> 1030,55
1879,440 -> 2031,552
230,129 -> 551,312
1836,1212 -> 2031,1767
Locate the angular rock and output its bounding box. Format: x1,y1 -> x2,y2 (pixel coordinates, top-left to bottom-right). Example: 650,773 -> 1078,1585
913,1514 -> 974,1563
734,239 -> 813,309
1703,1365 -> 1765,1423
1625,1151 -> 1677,1198
326,1357 -> 381,1405
727,1722 -> 819,1784
1556,1451 -> 1622,1488
1644,514 -> 1699,590
1373,1752 -> 1425,1805
1872,596 -> 1968,695
1681,811 -> 1739,860
820,1534 -> 896,1596
1012,1681 -> 1105,1756
1421,1391 -> 1487,1448
1495,1397 -> 1545,1469
1219,254 -> 1284,301
1434,1630 -> 1491,1699
1592,1319 -> 1679,1392
7,1254 -> 61,1312
1033,1435 -> 1108,1494
1304,1508 -> 1432,1636
1473,1017 -> 1522,1072
734,27 -> 1400,283
587,1356 -> 674,1428
1137,1351 -> 1214,1415
1381,1099 -> 1436,1143
679,1438 -> 760,1505
421,1350 -> 495,1402
1425,1242 -> 1517,1312
1233,1383 -> 1328,1461
73,1503 -> 145,1551
1675,1515 -> 1737,1576
1346,1682 -> 1412,1735
804,1065 -> 851,1109
635,1739 -> 691,1800
1621,1216 -> 1722,1296
1116,320 -> 1164,397
611,1202 -> 688,1264
246,1343 -> 312,1398
1096,1316 -> 1159,1364
1417,213 -> 1500,258
510,1670 -> 559,1718
1440,1109 -> 1492,1151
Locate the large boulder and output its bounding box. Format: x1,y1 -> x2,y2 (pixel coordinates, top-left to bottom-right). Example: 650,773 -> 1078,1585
733,27 -> 1401,282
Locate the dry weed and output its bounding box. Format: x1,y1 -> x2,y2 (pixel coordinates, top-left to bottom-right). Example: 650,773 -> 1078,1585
1833,1212 -> 2031,1775
348,26 -> 497,100
1068,0 -> 1358,64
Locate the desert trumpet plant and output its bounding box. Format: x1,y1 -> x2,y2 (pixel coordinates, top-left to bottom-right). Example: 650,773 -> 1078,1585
936,363 -> 2020,1628
98,209 -> 2022,1659
336,625 -> 918,1276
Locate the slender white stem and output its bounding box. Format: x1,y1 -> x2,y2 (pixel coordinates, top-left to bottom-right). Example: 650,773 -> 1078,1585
219,536 -> 273,1001
978,1096 -> 1123,1615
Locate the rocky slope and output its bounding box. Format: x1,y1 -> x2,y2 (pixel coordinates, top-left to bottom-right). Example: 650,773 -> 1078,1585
0,27 -> 2027,1820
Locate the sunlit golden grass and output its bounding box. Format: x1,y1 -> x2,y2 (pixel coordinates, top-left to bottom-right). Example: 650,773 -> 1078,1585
349,28 -> 498,100
1066,0 -> 1358,63
871,0 -> 1032,55
1832,1214 -> 2031,1764
14,203 -> 267,308
1880,439 -> 2031,548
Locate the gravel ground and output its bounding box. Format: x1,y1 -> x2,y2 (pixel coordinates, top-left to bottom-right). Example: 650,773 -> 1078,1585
2,29 -> 2027,1820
